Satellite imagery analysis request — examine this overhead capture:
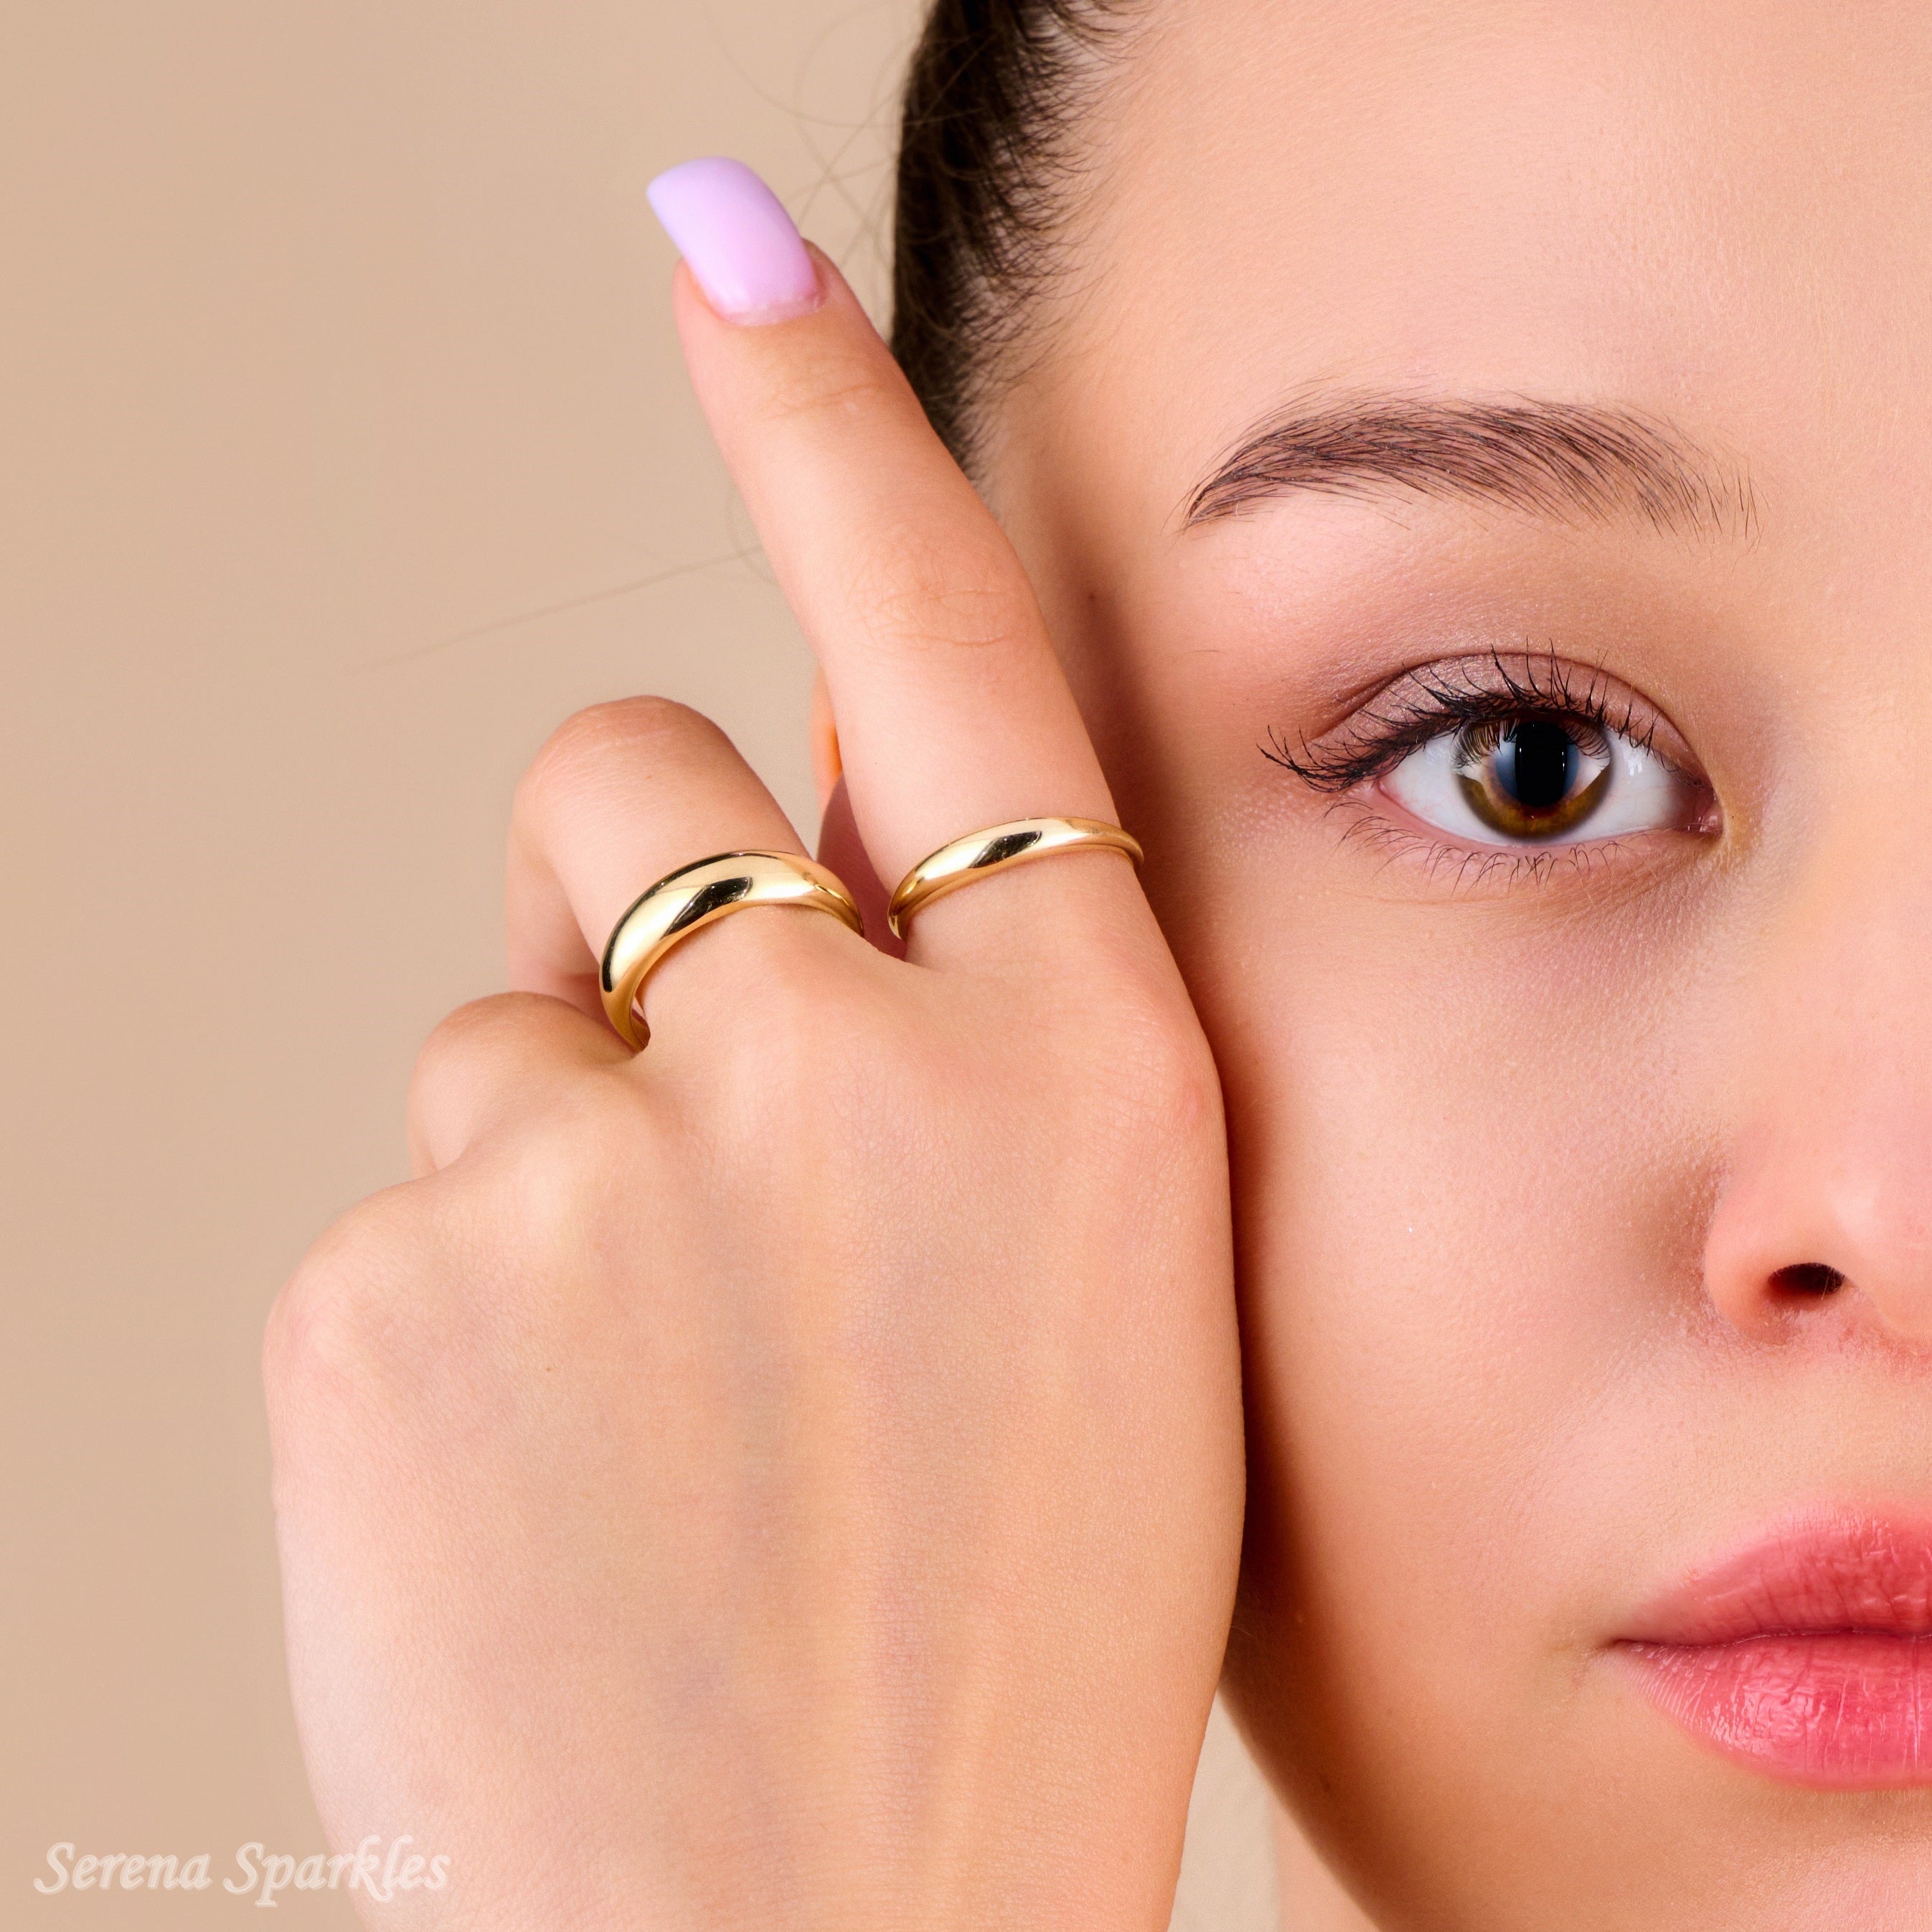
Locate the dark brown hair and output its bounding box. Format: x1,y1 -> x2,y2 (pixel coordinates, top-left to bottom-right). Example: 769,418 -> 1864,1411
891,0 -> 1142,473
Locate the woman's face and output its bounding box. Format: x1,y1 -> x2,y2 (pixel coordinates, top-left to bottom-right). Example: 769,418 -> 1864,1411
986,1 -> 1932,1923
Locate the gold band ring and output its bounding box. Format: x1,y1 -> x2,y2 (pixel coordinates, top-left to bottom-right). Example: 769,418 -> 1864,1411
887,816 -> 1144,940
599,850 -> 864,1050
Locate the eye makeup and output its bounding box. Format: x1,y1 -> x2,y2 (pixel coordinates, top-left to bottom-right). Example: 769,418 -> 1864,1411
1264,649 -> 1721,884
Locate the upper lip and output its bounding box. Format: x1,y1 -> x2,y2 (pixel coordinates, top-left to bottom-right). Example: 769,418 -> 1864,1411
1621,1511 -> 1932,1646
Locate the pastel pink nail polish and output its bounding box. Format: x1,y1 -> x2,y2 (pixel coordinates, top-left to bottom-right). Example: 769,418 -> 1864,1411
646,158 -> 821,324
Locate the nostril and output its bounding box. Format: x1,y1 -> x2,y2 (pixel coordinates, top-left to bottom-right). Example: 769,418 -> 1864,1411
1770,1262 -> 1846,1297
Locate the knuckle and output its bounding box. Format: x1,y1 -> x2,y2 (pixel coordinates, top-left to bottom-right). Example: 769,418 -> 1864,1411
407,993 -> 525,1116
1058,971 -> 1222,1144
263,1190 -> 424,1432
266,1078 -> 662,1452
849,522 -> 1035,659
501,1079 -> 651,1238
753,333 -> 892,431
463,1078 -> 673,1339
1133,1020 -> 1222,1141
514,697 -> 728,833
763,368 -> 887,433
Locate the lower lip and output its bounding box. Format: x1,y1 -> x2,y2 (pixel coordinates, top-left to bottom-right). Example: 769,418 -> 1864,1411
1621,1636 -> 1932,1786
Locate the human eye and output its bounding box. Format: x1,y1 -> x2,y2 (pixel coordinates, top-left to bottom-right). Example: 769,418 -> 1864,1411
1266,652 -> 1719,872
1383,710 -> 1683,846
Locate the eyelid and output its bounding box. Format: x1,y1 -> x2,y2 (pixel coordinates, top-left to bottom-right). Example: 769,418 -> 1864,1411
1266,650 -> 1706,796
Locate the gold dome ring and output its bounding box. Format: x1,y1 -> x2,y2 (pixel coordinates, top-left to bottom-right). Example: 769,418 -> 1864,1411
600,850 -> 864,1050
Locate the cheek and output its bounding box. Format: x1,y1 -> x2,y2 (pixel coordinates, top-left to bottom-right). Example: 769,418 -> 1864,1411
1170,848 -> 1717,1844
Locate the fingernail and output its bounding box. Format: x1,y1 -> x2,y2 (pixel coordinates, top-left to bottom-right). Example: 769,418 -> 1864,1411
646,158 -> 821,324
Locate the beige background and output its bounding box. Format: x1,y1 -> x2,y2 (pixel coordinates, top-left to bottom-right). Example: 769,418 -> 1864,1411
1,4 -> 1277,1924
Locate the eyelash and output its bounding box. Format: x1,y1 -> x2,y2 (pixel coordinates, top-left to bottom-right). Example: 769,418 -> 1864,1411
1263,650 -> 1683,885
1265,651 -> 1655,791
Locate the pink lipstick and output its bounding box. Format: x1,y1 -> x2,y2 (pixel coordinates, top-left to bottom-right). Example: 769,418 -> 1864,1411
1616,1512 -> 1932,1786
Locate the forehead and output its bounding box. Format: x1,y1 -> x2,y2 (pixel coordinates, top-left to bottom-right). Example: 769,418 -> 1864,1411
1019,0 -> 1932,537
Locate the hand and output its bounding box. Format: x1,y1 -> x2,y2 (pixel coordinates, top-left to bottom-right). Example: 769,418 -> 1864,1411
265,240 -> 1243,1931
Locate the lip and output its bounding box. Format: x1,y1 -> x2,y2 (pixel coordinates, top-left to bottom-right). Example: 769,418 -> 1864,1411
1614,1512 -> 1932,1787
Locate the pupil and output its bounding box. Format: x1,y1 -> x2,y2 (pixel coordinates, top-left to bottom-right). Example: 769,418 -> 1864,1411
1496,720 -> 1577,811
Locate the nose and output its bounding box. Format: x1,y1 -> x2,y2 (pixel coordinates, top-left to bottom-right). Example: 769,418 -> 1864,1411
1704,1106 -> 1932,1344
1702,838 -> 1932,1347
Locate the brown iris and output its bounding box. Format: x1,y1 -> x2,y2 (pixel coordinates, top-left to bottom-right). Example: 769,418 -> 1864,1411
1455,717 -> 1611,839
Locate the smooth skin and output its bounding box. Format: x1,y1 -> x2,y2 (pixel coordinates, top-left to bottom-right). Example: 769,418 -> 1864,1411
265,260 -> 1243,1930
984,1 -> 1932,1925
270,1 -> 1932,1928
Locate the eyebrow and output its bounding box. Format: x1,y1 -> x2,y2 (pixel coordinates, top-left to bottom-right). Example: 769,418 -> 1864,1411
1182,391 -> 1757,540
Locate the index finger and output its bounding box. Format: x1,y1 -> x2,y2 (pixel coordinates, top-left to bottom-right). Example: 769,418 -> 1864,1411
647,159 -> 1135,948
